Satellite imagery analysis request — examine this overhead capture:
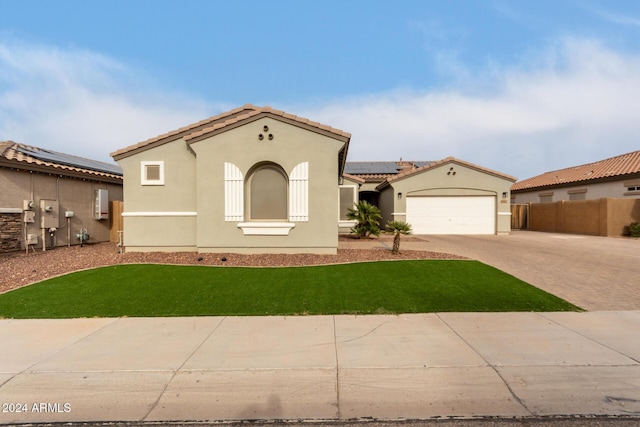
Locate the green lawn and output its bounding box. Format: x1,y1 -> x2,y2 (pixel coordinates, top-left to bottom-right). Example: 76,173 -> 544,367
0,260 -> 581,318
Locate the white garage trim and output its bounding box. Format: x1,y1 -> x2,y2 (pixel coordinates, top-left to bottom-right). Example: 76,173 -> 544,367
406,196 -> 496,235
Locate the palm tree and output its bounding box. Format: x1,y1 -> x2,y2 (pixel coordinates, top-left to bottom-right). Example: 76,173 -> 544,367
347,200 -> 382,239
385,220 -> 412,254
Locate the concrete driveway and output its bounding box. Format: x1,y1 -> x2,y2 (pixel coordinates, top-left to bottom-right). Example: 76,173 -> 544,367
401,231 -> 640,311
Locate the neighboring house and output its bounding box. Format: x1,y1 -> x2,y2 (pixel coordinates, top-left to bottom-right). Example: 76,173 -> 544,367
111,105 -> 350,254
0,141 -> 123,252
345,157 -> 516,235
511,150 -> 640,203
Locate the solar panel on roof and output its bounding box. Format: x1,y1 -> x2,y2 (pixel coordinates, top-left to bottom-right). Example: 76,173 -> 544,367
344,162 -> 400,174
345,161 -> 435,174
16,146 -> 122,176
414,161 -> 434,167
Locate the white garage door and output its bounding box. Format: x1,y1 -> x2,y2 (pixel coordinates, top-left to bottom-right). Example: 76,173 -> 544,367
406,196 -> 496,234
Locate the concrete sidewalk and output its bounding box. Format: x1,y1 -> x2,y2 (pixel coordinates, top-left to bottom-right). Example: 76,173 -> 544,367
1,312 -> 640,424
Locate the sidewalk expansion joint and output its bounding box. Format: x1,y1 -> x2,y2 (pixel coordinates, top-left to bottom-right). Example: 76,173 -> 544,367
435,313 -> 535,416
538,312 -> 640,364
143,316 -> 228,421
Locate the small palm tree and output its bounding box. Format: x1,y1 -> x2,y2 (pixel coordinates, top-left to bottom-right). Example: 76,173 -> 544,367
385,220 -> 412,254
347,200 -> 382,239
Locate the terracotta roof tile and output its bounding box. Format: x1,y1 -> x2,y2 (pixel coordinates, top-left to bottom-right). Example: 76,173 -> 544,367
110,104 -> 260,159
1,141 -> 122,181
111,105 -> 351,160
341,173 -> 366,184
511,150 -> 640,191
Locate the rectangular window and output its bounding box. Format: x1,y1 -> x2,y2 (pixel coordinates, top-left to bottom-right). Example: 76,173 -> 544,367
141,161 -> 164,186
339,186 -> 357,220
568,188 -> 587,201
538,191 -> 553,203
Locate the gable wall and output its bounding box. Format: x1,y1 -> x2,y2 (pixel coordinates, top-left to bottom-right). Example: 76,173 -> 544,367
190,117 -> 344,253
379,162 -> 513,233
117,138 -> 197,250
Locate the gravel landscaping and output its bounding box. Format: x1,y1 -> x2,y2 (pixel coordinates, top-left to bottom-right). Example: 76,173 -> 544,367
0,238 -> 465,294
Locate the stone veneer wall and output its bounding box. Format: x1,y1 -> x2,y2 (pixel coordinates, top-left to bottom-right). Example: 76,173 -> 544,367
0,211 -> 22,252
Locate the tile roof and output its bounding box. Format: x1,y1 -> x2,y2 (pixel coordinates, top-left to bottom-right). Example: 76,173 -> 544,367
110,104 -> 258,160
376,156 -> 517,191
511,150 -> 640,192
1,141 -> 122,181
341,173 -> 365,184
111,104 -> 351,160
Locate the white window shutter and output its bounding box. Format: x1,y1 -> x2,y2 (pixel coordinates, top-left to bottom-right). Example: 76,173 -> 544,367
289,162 -> 309,222
224,162 -> 244,221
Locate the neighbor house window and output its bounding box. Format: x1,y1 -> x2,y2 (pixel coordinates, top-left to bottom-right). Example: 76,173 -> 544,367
538,191 -> 553,203
247,163 -> 288,220
141,161 -> 164,185
339,185 -> 357,220
568,189 -> 587,201
623,180 -> 640,196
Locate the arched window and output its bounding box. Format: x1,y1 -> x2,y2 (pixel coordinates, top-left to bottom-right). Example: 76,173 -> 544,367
247,163 -> 288,220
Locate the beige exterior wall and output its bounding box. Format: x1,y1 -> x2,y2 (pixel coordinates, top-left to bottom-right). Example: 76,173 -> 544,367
117,116 -> 345,254
0,169 -> 122,250
378,161 -> 514,234
377,186 -> 396,226
117,138 -> 198,251
359,182 -> 382,192
512,178 -> 640,204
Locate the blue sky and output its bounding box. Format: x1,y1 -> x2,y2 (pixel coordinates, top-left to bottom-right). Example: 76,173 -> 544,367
1,1 -> 640,179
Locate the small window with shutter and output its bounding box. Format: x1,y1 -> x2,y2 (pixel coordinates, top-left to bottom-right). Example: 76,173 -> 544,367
141,161 -> 164,185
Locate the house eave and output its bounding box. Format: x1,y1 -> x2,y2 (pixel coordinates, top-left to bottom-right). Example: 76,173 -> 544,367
184,112 -> 351,145
0,158 -> 123,184
511,172 -> 640,193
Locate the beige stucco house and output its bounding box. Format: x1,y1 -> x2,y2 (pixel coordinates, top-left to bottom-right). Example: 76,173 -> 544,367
0,141 -> 123,252
511,150 -> 640,203
111,105 -> 350,254
346,158 -> 516,235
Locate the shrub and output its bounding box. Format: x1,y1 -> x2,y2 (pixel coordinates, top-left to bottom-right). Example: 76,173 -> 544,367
347,200 -> 382,239
629,222 -> 640,238
385,220 -> 413,254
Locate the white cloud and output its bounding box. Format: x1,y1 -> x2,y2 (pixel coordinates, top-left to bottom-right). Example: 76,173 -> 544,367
299,38 -> 640,179
2,37 -> 640,181
0,40 -> 212,163
589,8 -> 640,28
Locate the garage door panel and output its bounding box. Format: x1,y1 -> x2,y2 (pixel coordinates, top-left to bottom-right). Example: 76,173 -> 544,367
406,196 -> 495,235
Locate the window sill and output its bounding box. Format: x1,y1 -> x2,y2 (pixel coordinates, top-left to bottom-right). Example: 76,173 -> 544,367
237,222 -> 296,236
338,220 -> 357,228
